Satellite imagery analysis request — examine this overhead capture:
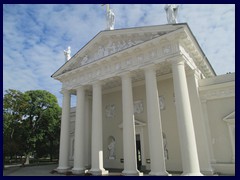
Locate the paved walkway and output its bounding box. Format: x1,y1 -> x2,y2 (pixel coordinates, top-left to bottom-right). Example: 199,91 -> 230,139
3,164 -> 136,176
3,164 -> 63,176
3,164 -> 222,176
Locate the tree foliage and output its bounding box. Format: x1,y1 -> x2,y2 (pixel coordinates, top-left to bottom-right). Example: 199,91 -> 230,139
3,89 -> 61,162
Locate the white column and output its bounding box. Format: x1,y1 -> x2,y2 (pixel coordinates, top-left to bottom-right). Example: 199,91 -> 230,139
72,87 -> 86,174
144,67 -> 169,176
89,82 -> 108,175
121,73 -> 142,176
187,73 -> 214,175
84,93 -> 91,167
171,58 -> 203,176
57,90 -> 71,173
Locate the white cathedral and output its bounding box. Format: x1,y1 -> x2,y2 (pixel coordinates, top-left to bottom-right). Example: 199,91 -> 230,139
51,5 -> 235,176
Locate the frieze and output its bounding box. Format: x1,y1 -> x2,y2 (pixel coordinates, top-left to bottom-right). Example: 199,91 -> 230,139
200,87 -> 235,100
162,44 -> 172,55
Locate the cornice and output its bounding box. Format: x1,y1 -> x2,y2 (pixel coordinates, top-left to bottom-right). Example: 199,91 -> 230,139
199,82 -> 235,100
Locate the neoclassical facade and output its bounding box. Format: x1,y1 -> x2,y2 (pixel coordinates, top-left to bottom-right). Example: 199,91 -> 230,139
51,23 -> 235,175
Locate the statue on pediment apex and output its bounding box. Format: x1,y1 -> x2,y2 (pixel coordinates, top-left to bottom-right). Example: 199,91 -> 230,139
64,46 -> 71,62
164,4 -> 179,24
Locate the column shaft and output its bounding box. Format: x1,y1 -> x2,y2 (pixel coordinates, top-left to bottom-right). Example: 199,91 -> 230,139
121,73 -> 142,176
89,82 -> 108,175
145,67 -> 169,176
172,59 -> 202,176
57,90 -> 71,173
187,74 -> 214,175
72,87 -> 86,174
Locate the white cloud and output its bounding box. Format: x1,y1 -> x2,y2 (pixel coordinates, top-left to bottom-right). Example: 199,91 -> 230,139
3,4 -> 235,106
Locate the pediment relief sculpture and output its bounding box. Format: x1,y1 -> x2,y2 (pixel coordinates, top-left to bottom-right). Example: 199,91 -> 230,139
77,33 -> 163,67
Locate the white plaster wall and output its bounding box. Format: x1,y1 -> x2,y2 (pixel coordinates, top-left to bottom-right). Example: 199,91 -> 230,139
102,89 -> 124,169
157,78 -> 182,171
206,97 -> 235,163
198,73 -> 235,175
101,78 -> 183,172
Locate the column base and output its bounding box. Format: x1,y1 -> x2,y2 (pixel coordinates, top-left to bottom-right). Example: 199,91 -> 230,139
122,170 -> 143,176
88,169 -> 109,176
72,168 -> 88,175
149,171 -> 171,176
211,158 -> 217,164
201,169 -> 215,175
181,172 -> 203,176
56,166 -> 71,173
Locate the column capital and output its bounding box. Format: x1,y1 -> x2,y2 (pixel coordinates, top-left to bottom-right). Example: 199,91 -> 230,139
143,64 -> 157,73
60,89 -> 70,95
91,81 -> 103,88
120,71 -> 133,80
74,85 -> 86,91
167,55 -> 185,65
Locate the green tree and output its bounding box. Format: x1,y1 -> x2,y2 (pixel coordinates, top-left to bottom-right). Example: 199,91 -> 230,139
23,90 -> 61,160
3,89 -> 28,162
3,89 -> 61,163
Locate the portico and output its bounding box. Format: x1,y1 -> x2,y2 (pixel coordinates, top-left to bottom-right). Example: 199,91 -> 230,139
52,23 -> 216,176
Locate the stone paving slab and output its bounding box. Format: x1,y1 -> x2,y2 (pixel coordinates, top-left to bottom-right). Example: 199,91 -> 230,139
4,164 -> 223,176
3,164 -> 62,176
3,165 -> 147,176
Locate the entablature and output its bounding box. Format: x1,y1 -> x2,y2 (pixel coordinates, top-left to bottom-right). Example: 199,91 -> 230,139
199,81 -> 235,100
58,31 -> 185,90
53,24 -> 217,91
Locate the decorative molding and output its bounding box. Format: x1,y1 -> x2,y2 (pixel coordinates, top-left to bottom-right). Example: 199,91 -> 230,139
118,119 -> 146,128
105,104 -> 115,118
78,33 -> 160,67
200,86 -> 235,100
162,44 -> 172,55
57,32 -> 195,89
57,34 -> 182,84
133,100 -> 144,114
159,96 -> 166,110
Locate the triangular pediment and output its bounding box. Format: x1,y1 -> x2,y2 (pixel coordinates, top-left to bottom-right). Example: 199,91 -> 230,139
52,24 -> 186,78
223,111 -> 235,123
118,119 -> 146,128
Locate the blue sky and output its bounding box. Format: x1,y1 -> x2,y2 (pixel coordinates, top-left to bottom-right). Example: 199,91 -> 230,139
3,4 -> 235,106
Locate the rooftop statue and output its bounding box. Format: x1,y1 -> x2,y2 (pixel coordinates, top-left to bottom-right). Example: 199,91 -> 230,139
64,46 -> 71,62
102,4 -> 115,30
164,4 -> 179,24
107,9 -> 115,30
